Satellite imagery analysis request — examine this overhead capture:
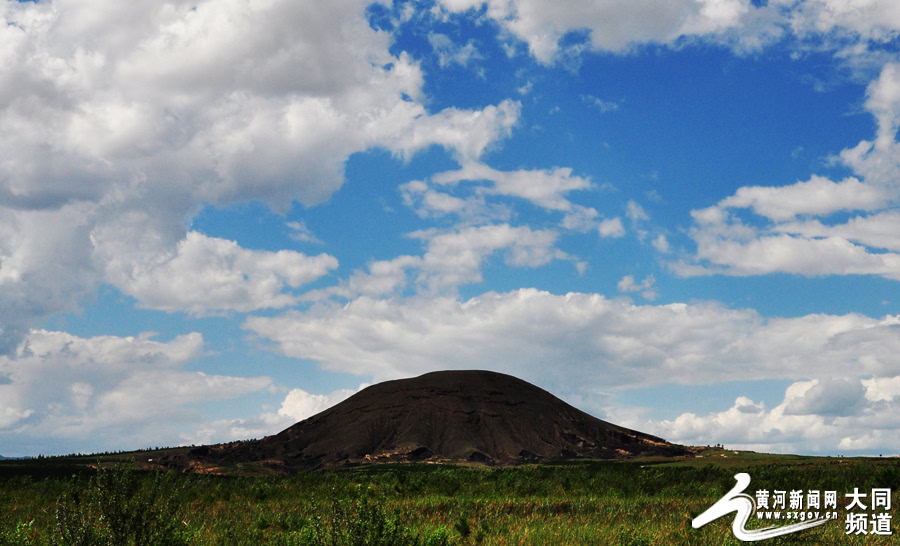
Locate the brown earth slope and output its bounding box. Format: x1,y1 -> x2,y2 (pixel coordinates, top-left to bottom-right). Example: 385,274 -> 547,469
166,370 -> 690,471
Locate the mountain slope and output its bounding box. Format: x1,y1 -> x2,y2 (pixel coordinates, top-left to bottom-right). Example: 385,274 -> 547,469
167,370 -> 690,471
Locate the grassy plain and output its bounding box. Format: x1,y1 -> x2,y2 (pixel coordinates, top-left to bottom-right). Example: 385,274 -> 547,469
0,449 -> 898,545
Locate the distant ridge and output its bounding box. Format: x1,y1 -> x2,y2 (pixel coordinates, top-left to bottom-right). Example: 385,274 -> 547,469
164,370 -> 691,471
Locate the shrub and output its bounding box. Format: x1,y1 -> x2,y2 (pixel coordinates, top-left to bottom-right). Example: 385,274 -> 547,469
421,527 -> 453,546
306,485 -> 430,546
52,464 -> 188,546
0,519 -> 39,546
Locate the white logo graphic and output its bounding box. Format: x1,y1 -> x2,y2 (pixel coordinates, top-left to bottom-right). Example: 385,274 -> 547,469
692,473 -> 829,541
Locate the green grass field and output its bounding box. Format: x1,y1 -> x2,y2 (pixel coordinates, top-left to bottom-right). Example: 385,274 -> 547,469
0,449 -> 898,545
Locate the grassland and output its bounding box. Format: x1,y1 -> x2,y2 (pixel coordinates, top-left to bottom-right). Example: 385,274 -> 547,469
0,449 -> 898,545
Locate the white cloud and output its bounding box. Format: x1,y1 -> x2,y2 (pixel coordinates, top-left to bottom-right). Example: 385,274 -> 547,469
286,221 -> 324,245
433,162 -> 593,212
782,377 -> 868,417
401,179 -> 510,223
429,33 -> 483,67
627,375 -> 900,454
98,231 -> 338,315
0,329 -> 271,452
306,224 -> 569,300
652,234 -> 670,253
0,0 -> 523,341
0,203 -> 100,352
437,0 -> 752,63
617,274 -> 658,301
560,205 -> 601,232
8,0 -> 900,459
777,211 -> 900,251
581,94 -> 620,112
598,217 -> 626,238
413,225 -> 568,292
687,231 -> 900,279
93,370 -> 271,424
719,176 -> 885,221
277,385 -> 362,421
840,62 -> 900,189
680,65 -> 900,281
437,0 -> 900,67
403,162 -> 603,232
380,100 -> 521,164
392,163 -> 603,294
863,375 -> 900,402
19,329 -> 204,369
245,288 -> 900,391
682,172 -> 900,278
865,62 -> 900,149
779,0 -> 900,56
626,200 -> 649,222
1,0 -> 427,209
309,255 -> 421,300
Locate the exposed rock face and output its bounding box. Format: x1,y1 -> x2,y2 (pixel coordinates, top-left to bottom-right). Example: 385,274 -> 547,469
171,370 -> 690,470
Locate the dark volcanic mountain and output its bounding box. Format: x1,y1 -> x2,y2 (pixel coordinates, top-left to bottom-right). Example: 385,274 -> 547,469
168,370 -> 690,471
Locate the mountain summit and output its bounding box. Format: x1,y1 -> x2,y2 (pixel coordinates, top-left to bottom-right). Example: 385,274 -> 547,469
169,370 -> 689,471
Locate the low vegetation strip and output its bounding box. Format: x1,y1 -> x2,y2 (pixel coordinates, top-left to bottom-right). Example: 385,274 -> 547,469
0,452 -> 898,545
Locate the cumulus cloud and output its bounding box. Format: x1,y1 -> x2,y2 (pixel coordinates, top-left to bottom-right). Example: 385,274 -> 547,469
0,329 -> 271,453
0,0 -> 524,342
779,0 -> 900,59
93,370 -> 271,425
686,230 -> 900,279
401,179 -> 511,223
310,255 -> 421,300
652,234 -> 670,253
863,375 -> 900,402
0,203 -> 100,352
627,375 -> 900,454
840,62 -> 900,189
782,377 -> 868,417
433,162 -> 593,212
437,0 -> 900,67
401,161 -> 613,236
277,385 -> 362,422
682,176 -> 900,279
380,100 -> 521,163
1,0 -> 425,208
617,274 -> 658,301
626,200 -> 650,223
598,217 -> 626,238
394,161 -> 616,290
286,221 -> 324,245
718,176 -> 885,221
777,211 -> 900,251
437,0 -> 753,63
429,33 -> 483,68
414,225 -> 567,290
680,62 -> 900,280
245,288 -> 900,392
314,224 -> 570,300
99,231 -> 338,315
581,94 -> 620,112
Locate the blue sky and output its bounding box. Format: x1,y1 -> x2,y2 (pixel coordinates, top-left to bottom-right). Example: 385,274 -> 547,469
3,0 -> 900,457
